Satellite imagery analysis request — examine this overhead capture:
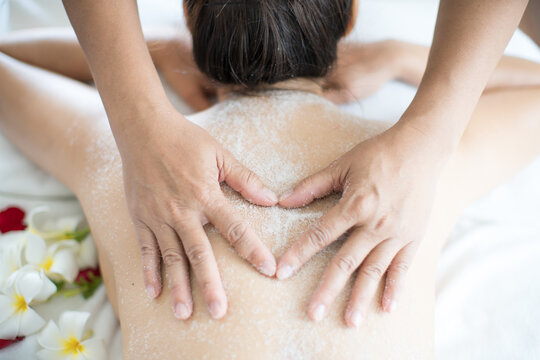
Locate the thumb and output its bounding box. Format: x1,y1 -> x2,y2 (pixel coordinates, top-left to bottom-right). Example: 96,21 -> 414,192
221,151 -> 277,206
279,165 -> 340,208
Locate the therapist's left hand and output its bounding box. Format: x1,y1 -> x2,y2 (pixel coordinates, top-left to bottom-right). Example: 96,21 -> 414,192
276,121 -> 447,327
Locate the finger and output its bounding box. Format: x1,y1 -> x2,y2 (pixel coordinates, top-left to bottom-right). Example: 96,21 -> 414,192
278,165 -> 340,208
153,223 -> 193,320
345,238 -> 397,328
381,241 -> 417,313
220,150 -> 277,206
307,229 -> 372,322
135,222 -> 162,299
276,202 -> 355,280
206,196 -> 276,277
173,215 -> 227,319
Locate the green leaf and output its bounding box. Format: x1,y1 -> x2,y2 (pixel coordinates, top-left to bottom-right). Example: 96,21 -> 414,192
62,227 -> 90,242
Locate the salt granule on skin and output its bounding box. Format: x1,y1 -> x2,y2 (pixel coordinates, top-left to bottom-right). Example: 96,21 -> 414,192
174,90 -> 392,359
83,88 -> 416,359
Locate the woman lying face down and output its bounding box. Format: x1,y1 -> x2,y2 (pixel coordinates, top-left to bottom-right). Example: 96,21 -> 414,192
0,0 -> 540,358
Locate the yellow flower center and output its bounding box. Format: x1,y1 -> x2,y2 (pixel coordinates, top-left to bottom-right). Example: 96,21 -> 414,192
13,294 -> 28,313
62,336 -> 85,356
40,256 -> 54,271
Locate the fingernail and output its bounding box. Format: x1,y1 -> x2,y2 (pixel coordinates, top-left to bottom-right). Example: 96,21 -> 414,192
174,302 -> 190,319
258,260 -> 276,277
262,187 -> 278,203
146,285 -> 157,299
347,309 -> 363,327
279,190 -> 293,202
208,301 -> 225,319
276,264 -> 294,280
312,304 -> 326,322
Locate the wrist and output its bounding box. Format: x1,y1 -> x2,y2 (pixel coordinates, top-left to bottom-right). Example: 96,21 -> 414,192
110,100 -> 183,147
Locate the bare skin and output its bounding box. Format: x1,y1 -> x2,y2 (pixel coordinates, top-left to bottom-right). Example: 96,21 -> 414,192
58,0 -> 537,322
1,33 -> 540,357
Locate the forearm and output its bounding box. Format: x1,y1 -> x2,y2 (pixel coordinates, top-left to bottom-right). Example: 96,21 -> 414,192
62,0 -> 173,139
0,27 -> 184,82
394,41 -> 540,90
398,0 -> 529,154
0,28 -> 92,80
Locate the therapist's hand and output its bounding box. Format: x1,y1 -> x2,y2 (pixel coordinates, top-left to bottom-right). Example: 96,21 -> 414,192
119,105 -> 277,320
276,121 -> 447,327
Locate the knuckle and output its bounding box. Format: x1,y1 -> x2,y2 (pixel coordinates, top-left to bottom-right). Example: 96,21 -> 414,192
227,221 -> 250,248
392,261 -> 410,275
242,169 -> 260,188
299,176 -> 314,190
192,184 -> 213,206
334,254 -> 359,274
359,263 -> 385,281
375,215 -> 389,231
346,193 -> 376,221
161,247 -> 185,267
140,244 -> 158,258
133,219 -> 150,232
346,195 -> 368,220
185,243 -> 211,267
307,223 -> 331,249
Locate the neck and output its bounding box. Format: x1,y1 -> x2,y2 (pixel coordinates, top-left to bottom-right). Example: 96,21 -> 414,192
217,78 -> 324,101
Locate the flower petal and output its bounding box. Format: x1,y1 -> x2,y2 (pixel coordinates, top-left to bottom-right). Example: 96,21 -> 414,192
0,239 -> 23,288
12,268 -> 43,303
0,313 -> 21,338
50,249 -> 79,283
49,239 -> 79,254
77,235 -> 98,269
0,294 -> 16,323
38,320 -> 63,351
33,270 -> 57,302
37,349 -> 66,360
25,232 -> 47,265
81,338 -> 107,360
59,311 -> 89,340
28,206 -> 81,241
18,306 -> 45,336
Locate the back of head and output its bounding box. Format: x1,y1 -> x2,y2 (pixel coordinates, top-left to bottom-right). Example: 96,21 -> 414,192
185,0 -> 352,88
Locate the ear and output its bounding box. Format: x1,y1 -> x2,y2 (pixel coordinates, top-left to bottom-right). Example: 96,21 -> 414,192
345,0 -> 358,36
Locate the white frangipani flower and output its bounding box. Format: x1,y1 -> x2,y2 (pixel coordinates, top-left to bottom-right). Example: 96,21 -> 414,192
27,206 -> 81,242
38,311 -> 106,360
25,233 -> 80,283
0,267 -> 56,338
76,234 -> 98,270
0,232 -> 25,288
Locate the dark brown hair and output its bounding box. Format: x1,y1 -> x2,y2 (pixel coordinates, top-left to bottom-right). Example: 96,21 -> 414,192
185,0 -> 353,88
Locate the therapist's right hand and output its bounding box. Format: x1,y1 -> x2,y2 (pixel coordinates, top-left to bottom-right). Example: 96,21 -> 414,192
118,104 -> 278,320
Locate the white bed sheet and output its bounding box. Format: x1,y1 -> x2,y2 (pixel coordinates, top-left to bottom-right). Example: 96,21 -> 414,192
0,0 -> 539,359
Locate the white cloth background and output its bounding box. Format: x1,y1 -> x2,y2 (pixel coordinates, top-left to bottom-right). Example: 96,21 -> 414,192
0,0 -> 539,359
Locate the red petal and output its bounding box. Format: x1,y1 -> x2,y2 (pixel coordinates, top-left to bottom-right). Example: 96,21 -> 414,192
75,267 -> 101,283
0,336 -> 25,350
0,206 -> 26,234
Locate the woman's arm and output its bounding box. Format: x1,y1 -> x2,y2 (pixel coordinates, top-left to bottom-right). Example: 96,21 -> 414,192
327,40 -> 540,102
0,28 -> 216,109
394,41 -> 540,90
